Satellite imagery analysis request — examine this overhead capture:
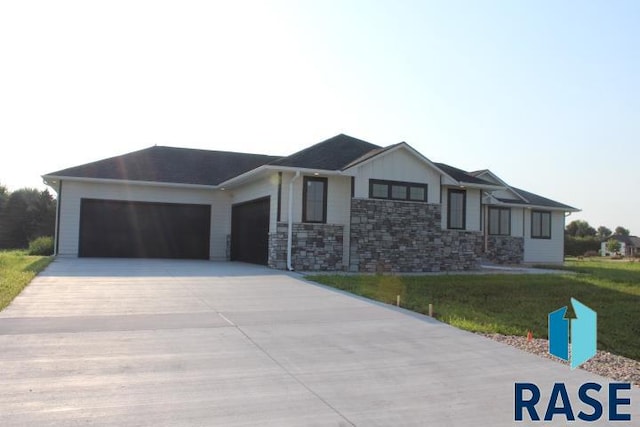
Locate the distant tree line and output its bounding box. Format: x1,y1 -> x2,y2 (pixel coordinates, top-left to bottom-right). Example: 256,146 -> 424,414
564,219 -> 632,257
0,183 -> 56,250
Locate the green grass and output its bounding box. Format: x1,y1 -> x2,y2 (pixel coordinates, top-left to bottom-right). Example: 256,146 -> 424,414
307,259 -> 640,360
0,250 -> 53,311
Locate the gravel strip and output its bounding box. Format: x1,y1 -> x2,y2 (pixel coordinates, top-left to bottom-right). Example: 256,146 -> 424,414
480,333 -> 640,387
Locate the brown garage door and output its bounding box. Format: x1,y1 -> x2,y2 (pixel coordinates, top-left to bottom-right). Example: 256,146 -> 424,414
79,199 -> 211,259
230,197 -> 270,265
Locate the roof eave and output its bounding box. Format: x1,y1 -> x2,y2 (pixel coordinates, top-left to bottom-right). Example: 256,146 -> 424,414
41,175 -> 220,191
217,165 -> 347,188
487,199 -> 581,212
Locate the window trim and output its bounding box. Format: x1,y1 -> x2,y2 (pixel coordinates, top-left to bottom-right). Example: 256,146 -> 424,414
531,210 -> 552,239
302,176 -> 328,223
447,189 -> 466,230
488,207 -> 511,236
368,179 -> 428,202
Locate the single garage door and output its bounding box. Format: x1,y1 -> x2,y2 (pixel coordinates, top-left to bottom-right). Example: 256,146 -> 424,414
79,199 -> 211,259
231,197 -> 270,265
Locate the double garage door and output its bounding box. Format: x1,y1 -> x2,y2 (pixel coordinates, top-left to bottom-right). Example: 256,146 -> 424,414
79,199 -> 211,259
78,197 -> 271,264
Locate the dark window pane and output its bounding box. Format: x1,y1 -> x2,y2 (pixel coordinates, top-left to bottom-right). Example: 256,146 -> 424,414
372,183 -> 388,198
391,185 -> 407,200
500,209 -> 510,234
304,179 -> 326,222
448,190 -> 465,229
489,209 -> 500,235
409,186 -> 425,201
531,211 -> 551,238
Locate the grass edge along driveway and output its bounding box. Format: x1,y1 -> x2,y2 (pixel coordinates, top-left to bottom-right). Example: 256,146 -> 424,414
0,251 -> 53,311
307,260 -> 640,361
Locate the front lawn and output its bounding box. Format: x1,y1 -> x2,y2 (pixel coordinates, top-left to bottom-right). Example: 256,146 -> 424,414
0,251 -> 53,311
307,261 -> 640,360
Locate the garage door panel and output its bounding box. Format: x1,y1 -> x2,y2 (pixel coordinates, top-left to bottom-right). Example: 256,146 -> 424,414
79,199 -> 211,259
231,197 -> 269,265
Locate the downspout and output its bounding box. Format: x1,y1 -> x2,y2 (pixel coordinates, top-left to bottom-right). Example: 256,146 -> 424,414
287,171 -> 301,271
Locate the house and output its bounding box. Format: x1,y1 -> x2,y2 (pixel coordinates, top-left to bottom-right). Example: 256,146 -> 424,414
601,235 -> 640,257
43,134 -> 579,272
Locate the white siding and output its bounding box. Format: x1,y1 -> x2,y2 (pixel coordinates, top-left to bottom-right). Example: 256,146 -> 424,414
510,207 -> 525,237
351,147 -> 441,203
441,187 -> 481,231
57,180 -> 229,260
230,174 -> 279,233
524,210 -> 565,263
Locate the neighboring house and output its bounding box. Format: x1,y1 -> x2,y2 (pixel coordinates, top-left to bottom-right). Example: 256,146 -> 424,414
43,134 -> 579,272
601,235 -> 640,257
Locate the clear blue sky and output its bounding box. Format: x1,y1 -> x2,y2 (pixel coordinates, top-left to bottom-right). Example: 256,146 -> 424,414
1,1 -> 638,234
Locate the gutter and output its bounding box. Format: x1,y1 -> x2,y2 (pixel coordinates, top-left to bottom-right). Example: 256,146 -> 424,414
287,171 -> 301,271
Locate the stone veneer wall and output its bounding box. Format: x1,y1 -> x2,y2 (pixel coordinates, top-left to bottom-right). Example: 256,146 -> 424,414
485,235 -> 524,264
268,223 -> 344,271
349,199 -> 482,273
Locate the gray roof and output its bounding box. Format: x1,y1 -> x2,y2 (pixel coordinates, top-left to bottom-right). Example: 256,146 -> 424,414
269,134 -> 381,170
606,235 -> 640,246
43,134 -> 578,212
503,186 -> 577,210
46,146 -> 280,186
434,163 -> 496,186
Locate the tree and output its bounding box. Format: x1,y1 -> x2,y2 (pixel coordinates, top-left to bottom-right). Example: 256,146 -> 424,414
606,238 -> 621,254
0,183 -> 7,211
565,220 -> 596,238
0,187 -> 56,249
596,226 -> 612,240
614,226 -> 630,236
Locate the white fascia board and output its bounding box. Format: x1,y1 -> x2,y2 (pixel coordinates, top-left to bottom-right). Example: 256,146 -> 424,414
218,165 -> 346,188
443,182 -> 504,191
41,175 -> 220,191
486,200 -> 580,213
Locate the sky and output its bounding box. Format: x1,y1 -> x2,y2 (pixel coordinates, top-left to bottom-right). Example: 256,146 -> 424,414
1,0 -> 638,234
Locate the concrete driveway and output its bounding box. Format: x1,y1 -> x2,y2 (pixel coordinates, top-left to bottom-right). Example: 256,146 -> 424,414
0,259 -> 637,426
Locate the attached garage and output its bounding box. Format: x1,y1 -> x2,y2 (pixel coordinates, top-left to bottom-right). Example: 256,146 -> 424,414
230,197 -> 270,265
78,199 -> 211,259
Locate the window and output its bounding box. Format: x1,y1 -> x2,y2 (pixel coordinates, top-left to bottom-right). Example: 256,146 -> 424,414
488,207 -> 511,235
368,179 -> 428,202
303,176 -> 327,223
531,210 -> 551,239
447,189 -> 466,229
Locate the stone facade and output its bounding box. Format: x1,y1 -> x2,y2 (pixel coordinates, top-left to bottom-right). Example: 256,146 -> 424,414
268,223 -> 344,271
485,235 -> 524,264
349,199 -> 481,273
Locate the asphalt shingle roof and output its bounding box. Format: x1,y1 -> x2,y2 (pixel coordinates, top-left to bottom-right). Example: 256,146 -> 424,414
433,163 -> 496,186
507,186 -> 577,210
43,135 -> 578,212
45,146 -> 280,186
269,134 -> 381,170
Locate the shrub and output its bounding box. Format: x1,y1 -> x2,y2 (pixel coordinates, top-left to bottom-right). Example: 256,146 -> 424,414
564,236 -> 600,257
583,250 -> 599,257
27,236 -> 54,256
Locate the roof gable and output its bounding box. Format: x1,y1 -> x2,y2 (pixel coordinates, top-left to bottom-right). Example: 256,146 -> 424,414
434,163 -> 497,186
45,146 -> 280,186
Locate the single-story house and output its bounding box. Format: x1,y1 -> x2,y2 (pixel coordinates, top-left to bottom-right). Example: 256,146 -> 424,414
43,134 -> 579,272
601,235 -> 640,257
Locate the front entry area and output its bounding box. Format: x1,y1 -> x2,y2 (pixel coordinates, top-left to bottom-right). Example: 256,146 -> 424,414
78,199 -> 211,259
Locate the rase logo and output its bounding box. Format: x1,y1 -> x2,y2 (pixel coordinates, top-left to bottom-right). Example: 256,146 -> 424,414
515,298 -> 632,422
548,298 -> 597,369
